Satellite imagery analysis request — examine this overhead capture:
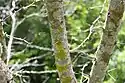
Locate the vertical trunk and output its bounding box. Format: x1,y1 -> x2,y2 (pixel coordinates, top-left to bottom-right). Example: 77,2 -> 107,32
0,22 -> 7,62
88,0 -> 125,83
0,22 -> 12,83
46,0 -> 77,83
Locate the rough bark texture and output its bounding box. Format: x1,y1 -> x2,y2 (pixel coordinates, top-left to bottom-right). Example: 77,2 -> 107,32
0,22 -> 8,62
88,0 -> 125,83
0,22 -> 12,83
46,0 -> 77,83
0,60 -> 11,83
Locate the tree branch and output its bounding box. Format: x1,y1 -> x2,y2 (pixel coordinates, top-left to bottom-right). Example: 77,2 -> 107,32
88,0 -> 125,82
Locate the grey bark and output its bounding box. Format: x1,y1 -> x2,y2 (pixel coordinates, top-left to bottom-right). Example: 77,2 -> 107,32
46,0 -> 77,83
0,22 -> 12,83
0,22 -> 8,62
0,60 -> 12,83
88,0 -> 125,83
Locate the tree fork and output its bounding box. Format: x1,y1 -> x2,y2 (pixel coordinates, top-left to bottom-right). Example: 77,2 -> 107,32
0,22 -> 12,83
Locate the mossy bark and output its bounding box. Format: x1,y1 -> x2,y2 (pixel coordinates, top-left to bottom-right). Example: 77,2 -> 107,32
0,22 -> 12,83
46,0 -> 77,83
88,0 -> 125,83
0,22 -> 7,62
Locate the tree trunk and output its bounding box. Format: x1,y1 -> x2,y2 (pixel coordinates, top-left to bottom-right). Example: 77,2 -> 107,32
0,22 -> 8,62
0,22 -> 12,83
88,0 -> 125,83
46,0 -> 77,83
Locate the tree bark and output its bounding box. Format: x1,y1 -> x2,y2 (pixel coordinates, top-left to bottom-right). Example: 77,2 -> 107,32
46,0 -> 77,83
0,22 -> 8,62
88,0 -> 125,83
0,22 -> 12,83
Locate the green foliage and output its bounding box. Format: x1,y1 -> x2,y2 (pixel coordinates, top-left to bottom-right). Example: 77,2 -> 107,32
2,0 -> 125,83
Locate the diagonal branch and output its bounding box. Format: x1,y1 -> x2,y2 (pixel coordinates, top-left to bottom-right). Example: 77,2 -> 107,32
88,0 -> 125,83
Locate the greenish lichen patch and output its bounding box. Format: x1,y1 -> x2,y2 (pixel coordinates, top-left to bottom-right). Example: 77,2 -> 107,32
55,40 -> 67,60
56,64 -> 68,72
58,26 -> 63,33
61,76 -> 72,83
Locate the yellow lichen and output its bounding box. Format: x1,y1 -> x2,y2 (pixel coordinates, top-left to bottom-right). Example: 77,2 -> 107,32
55,40 -> 66,60
56,64 -> 68,72
61,76 -> 72,83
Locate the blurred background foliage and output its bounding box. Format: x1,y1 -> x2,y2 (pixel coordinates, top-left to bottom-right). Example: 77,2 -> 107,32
1,0 -> 125,83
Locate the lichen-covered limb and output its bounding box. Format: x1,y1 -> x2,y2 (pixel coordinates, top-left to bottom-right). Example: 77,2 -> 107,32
88,0 -> 125,83
0,22 -> 7,62
0,22 -> 12,83
46,0 -> 77,83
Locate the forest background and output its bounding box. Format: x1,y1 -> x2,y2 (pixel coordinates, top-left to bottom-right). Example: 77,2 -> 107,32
0,0 -> 125,83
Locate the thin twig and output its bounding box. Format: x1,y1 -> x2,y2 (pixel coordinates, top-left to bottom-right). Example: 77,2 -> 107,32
6,34 -> 30,44
23,52 -> 51,64
80,62 -> 90,83
42,77 -> 50,83
71,0 -> 107,52
16,70 -> 57,74
10,63 -> 46,71
107,73 -> 116,82
7,0 -> 17,64
13,41 -> 54,51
